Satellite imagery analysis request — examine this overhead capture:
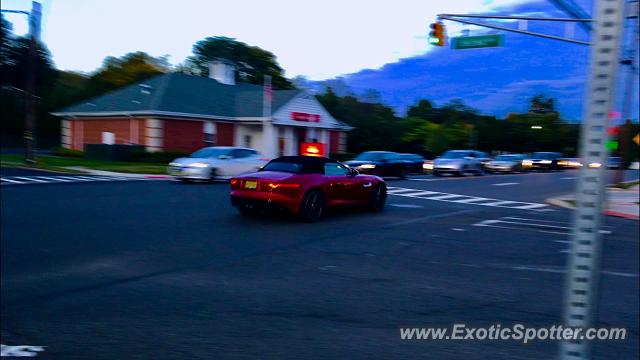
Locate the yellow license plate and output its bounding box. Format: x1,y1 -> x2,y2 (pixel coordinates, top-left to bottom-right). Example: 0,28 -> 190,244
244,180 -> 258,189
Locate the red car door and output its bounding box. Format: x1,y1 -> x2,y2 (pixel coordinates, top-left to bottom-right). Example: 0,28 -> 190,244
323,163 -> 357,205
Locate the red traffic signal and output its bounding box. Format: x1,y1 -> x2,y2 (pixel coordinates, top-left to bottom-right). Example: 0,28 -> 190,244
429,22 -> 446,46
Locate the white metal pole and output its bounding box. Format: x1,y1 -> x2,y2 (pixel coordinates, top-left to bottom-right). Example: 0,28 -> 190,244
559,0 -> 626,359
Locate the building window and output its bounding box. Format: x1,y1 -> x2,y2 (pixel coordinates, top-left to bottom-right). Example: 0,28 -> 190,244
339,132 -> 347,153
244,135 -> 252,148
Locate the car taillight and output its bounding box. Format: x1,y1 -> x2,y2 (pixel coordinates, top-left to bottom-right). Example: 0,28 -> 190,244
229,178 -> 239,189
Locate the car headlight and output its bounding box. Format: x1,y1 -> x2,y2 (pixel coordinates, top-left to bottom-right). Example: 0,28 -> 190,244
588,162 -> 602,168
169,162 -> 181,167
523,160 -> 533,166
423,163 -> 434,170
188,162 -> 209,168
539,160 -> 552,164
359,164 -> 376,169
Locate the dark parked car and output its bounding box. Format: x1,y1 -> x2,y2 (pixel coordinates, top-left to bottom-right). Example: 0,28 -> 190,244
398,153 -> 427,174
344,151 -> 409,179
522,152 -> 563,171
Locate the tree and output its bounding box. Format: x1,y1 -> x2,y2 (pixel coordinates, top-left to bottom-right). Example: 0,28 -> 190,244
187,36 -> 294,89
407,99 -> 434,120
87,52 -> 168,96
529,94 -> 556,114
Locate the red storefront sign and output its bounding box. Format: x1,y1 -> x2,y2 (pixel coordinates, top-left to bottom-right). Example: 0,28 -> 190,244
300,142 -> 325,157
291,112 -> 320,122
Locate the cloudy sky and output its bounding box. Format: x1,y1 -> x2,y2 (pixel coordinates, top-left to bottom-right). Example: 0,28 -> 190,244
1,0 -> 582,80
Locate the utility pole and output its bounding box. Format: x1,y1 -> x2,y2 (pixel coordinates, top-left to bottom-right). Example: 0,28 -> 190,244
2,2 -> 42,164
559,0 -> 626,359
25,1 -> 42,164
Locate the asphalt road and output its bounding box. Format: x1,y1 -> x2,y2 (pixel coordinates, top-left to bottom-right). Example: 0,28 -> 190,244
1,170 -> 638,359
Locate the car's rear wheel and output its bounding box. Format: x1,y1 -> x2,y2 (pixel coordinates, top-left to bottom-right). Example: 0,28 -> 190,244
299,189 -> 324,222
369,184 -> 387,212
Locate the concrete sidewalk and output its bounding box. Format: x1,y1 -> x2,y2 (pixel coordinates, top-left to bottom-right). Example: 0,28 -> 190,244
62,166 -> 172,179
547,184 -> 639,220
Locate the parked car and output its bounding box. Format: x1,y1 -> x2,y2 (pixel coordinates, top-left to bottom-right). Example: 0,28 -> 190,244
432,150 -> 485,176
522,152 -> 563,171
230,156 -> 387,222
344,151 -> 409,178
398,153 -> 427,174
607,156 -> 621,169
485,154 -> 526,173
168,146 -> 268,182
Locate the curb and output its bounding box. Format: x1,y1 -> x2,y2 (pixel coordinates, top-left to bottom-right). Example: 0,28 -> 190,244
546,197 -> 639,220
603,210 -> 639,220
545,198 -> 575,210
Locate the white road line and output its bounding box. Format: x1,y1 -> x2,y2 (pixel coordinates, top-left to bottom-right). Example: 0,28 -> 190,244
453,197 -> 491,203
402,191 -> 441,197
478,200 -> 518,207
34,176 -> 73,182
12,177 -> 48,183
387,188 -> 422,194
56,176 -> 94,182
421,194 -> 465,201
512,203 -> 548,210
492,182 -> 519,186
561,177 -> 576,180
386,187 -> 548,211
0,177 -> 24,184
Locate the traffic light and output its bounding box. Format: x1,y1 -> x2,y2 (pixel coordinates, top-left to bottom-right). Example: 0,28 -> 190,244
429,21 -> 446,46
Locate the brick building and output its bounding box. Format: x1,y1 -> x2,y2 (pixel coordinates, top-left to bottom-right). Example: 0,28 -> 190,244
52,62 -> 352,158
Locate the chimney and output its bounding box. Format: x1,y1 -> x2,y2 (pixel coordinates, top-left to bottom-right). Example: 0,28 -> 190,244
208,59 -> 236,85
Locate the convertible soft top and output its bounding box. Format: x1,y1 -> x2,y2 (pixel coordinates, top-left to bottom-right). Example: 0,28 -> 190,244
267,156 -> 338,174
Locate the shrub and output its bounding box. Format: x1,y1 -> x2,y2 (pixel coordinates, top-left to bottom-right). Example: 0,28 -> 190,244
52,146 -> 84,158
130,150 -> 189,163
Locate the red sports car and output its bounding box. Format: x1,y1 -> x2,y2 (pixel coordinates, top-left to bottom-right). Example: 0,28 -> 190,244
229,156 -> 387,222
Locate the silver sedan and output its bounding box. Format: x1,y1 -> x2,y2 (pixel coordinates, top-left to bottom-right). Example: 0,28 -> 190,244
168,147 -> 268,182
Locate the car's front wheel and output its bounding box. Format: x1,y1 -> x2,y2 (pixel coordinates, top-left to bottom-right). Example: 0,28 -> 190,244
369,184 -> 387,212
299,189 -> 325,222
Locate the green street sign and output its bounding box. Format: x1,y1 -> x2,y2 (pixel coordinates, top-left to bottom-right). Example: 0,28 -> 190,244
452,34 -> 504,49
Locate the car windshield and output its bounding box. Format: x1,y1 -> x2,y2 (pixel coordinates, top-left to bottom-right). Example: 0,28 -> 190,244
190,148 -> 232,158
261,161 -> 304,173
354,152 -> 392,161
496,155 -> 520,161
440,151 -> 469,159
532,152 -> 557,159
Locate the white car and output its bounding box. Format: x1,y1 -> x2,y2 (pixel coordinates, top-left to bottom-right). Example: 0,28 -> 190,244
432,150 -> 485,176
168,146 -> 268,181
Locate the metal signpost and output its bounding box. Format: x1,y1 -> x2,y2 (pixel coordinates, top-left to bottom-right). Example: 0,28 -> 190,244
560,0 -> 625,358
435,1 -> 630,358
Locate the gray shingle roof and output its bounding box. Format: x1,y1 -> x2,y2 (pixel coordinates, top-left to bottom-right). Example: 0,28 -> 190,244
55,73 -> 302,118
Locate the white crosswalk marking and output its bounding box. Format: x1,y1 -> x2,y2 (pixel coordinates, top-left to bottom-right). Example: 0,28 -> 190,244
387,186 -> 549,211
0,175 -> 170,186
1,177 -> 24,184
13,176 -> 48,183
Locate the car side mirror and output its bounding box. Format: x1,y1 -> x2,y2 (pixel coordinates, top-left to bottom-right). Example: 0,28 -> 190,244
348,167 -> 358,177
